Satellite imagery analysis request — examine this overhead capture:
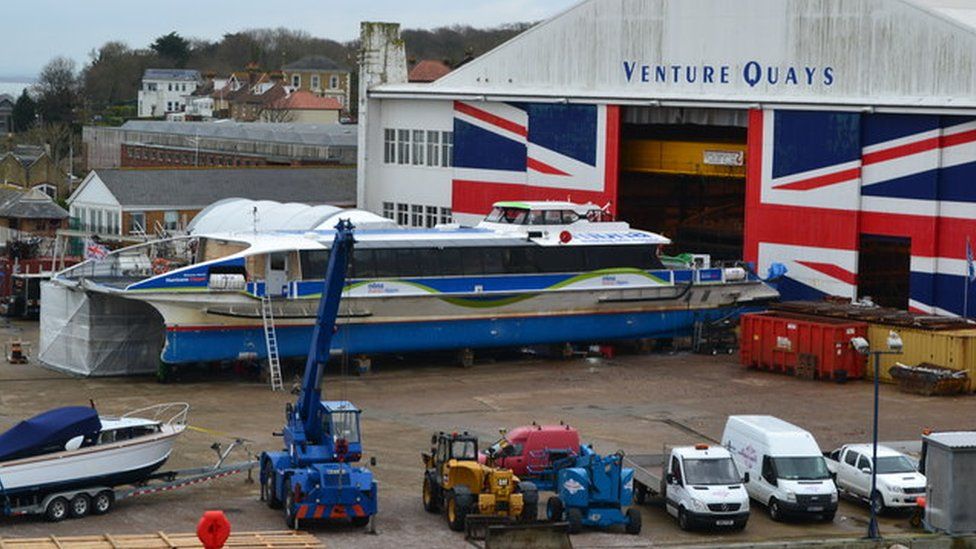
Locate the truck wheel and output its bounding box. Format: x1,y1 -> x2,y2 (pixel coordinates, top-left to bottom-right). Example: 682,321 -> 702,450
284,480 -> 300,530
625,508 -> 642,535
422,476 -> 440,513
566,507 -> 583,534
519,482 -> 538,522
871,491 -> 887,516
68,494 -> 90,518
634,483 -> 647,505
263,467 -> 282,509
92,491 -> 113,515
445,491 -> 468,532
678,507 -> 692,531
45,497 -> 69,522
768,498 -> 783,522
546,496 -> 564,522
351,516 -> 370,527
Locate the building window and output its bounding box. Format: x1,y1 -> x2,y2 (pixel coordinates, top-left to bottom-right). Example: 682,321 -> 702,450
384,129 -> 396,163
441,131 -> 453,167
397,129 -> 410,165
396,203 -> 408,226
291,74 -> 301,88
426,131 -> 441,167
382,202 -> 394,220
164,210 -> 179,231
411,130 -> 425,166
425,206 -> 438,228
411,205 -> 423,227
168,83 -> 173,91
129,212 -> 146,234
96,210 -> 104,233
440,207 -> 452,224
311,75 -> 320,90
329,75 -> 339,89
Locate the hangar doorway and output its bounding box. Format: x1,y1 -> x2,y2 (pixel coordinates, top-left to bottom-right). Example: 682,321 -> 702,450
617,108 -> 748,261
857,234 -> 911,309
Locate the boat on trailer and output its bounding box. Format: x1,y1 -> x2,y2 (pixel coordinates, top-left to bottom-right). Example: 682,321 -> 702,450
40,202 -> 777,375
0,403 -> 188,498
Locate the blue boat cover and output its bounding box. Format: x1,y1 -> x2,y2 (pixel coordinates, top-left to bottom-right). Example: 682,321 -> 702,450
0,407 -> 101,462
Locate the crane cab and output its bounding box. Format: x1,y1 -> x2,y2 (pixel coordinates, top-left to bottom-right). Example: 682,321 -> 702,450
321,401 -> 363,463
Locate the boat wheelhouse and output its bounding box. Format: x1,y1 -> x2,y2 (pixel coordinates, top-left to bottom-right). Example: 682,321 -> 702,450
40,201 -> 777,376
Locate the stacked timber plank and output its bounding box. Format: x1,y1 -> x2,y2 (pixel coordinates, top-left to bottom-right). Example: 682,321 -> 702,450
0,531 -> 323,549
773,300 -> 973,330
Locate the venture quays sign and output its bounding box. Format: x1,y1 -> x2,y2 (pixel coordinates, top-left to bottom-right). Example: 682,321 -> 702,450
622,61 -> 835,87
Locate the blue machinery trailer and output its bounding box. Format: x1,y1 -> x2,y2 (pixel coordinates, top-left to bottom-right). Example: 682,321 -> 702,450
543,446 -> 641,535
259,221 -> 379,529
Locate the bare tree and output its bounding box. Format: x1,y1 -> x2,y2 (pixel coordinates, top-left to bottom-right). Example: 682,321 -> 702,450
259,104 -> 296,123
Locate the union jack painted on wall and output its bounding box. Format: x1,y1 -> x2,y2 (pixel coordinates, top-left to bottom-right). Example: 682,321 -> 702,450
745,109 -> 976,316
451,101 -> 619,217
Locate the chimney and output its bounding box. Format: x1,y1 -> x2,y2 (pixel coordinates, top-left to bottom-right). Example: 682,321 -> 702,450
246,62 -> 260,86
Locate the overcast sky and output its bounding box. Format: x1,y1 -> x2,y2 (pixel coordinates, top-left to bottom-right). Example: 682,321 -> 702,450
0,0 -> 577,79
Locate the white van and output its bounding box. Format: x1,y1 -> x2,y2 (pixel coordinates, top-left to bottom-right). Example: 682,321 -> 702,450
722,415 -> 837,522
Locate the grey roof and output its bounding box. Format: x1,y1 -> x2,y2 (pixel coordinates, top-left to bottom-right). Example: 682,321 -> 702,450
87,168 -> 356,208
0,186 -> 68,219
282,55 -> 347,72
0,94 -> 13,107
143,68 -> 201,81
925,431 -> 976,449
118,120 -> 357,148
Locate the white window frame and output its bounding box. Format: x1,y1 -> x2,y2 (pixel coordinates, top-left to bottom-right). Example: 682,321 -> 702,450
329,75 -> 339,89
396,203 -> 409,226
426,131 -> 441,167
411,130 -> 425,166
382,202 -> 394,220
164,210 -> 180,231
425,206 -> 438,228
384,129 -> 396,163
311,75 -> 320,90
440,207 -> 452,225
129,211 -> 146,234
441,131 -> 453,167
411,205 -> 423,227
397,129 -> 410,165
291,74 -> 301,88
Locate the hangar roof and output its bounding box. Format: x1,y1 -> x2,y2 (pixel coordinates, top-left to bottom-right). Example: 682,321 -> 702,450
372,0 -> 976,113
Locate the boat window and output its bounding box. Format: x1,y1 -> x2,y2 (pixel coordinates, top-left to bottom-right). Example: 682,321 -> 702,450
129,425 -> 161,437
482,248 -> 506,275
535,247 -> 586,273
98,430 -> 117,445
438,248 -> 463,276
414,248 -> 441,277
584,245 -> 663,270
505,247 -> 538,274
395,249 -> 421,277
351,249 -> 375,278
372,249 -> 399,278
460,248 -> 485,276
562,210 -> 580,223
544,210 -> 563,224
486,207 -> 528,225
269,252 -> 287,271
527,210 -> 545,225
300,250 -> 330,279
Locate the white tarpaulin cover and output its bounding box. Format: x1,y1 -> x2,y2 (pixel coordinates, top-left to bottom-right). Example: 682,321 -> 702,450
39,281 -> 165,377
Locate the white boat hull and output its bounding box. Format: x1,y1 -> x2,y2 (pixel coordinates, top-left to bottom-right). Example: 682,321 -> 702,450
0,426 -> 182,496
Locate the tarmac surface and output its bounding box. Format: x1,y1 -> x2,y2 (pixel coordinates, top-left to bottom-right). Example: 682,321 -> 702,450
0,318 -> 972,547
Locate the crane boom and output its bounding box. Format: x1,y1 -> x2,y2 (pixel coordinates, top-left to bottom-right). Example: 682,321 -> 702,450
298,219 -> 355,432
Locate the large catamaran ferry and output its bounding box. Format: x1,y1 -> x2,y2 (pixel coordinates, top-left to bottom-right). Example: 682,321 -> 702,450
41,202 -> 777,375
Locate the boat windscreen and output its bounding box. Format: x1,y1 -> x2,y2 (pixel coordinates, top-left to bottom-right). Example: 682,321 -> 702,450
0,406 -> 101,462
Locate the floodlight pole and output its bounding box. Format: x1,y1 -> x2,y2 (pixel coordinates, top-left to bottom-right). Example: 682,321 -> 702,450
862,344 -> 902,541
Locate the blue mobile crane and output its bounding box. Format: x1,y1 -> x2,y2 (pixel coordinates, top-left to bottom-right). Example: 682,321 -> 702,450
544,446 -> 641,535
259,220 -> 378,529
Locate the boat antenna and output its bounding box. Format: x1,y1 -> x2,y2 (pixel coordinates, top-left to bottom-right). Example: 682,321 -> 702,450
89,398 -> 96,409
252,206 -> 258,233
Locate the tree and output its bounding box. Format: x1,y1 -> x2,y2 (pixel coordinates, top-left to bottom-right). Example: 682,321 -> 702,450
151,32 -> 191,67
34,57 -> 79,125
11,90 -> 36,132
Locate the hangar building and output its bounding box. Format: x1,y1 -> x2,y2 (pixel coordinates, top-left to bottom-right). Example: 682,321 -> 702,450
357,0 -> 976,317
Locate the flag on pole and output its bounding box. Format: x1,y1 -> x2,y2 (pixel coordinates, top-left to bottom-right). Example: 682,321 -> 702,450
84,239 -> 109,261
968,236 -> 976,283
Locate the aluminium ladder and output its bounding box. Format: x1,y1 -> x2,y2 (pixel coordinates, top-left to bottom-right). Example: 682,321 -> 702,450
260,292 -> 284,391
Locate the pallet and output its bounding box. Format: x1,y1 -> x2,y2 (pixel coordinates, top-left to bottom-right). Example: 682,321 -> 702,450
0,531 -> 323,549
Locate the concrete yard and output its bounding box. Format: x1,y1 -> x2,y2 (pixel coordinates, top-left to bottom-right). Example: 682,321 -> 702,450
0,318 -> 971,548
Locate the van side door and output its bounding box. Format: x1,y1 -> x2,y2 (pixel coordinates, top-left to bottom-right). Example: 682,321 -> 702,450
839,449 -> 860,491
756,455 -> 776,503
665,454 -> 685,517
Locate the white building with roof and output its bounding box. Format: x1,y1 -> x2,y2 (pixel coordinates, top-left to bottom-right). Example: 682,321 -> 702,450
357,0 -> 976,318
138,69 -> 202,118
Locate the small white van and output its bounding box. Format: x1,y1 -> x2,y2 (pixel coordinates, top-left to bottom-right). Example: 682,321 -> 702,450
722,415 -> 837,522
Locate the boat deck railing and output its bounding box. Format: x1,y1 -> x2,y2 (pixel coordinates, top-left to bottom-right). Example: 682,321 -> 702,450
121,402 -> 190,428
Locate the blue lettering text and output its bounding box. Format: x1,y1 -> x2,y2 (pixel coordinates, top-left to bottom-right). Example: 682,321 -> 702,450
743,61 -> 762,87
785,67 -> 798,84
804,66 -> 816,85
671,65 -> 682,82
686,66 -> 697,83
823,66 -> 834,86
720,66 -> 730,84
623,61 -> 637,82
655,66 -> 667,82
703,65 -> 715,83
641,65 -> 650,82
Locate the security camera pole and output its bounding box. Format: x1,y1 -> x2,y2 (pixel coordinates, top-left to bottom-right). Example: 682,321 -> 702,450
850,332 -> 903,540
